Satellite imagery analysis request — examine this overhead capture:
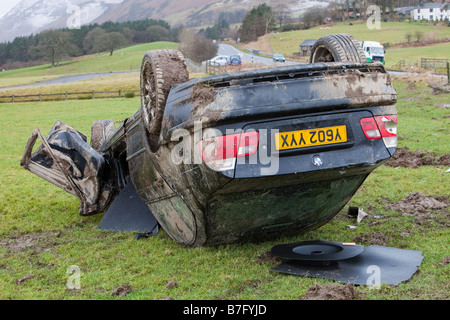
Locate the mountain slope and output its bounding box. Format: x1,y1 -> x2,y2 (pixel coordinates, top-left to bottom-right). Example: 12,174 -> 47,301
0,0 -> 125,42
0,0 -> 331,43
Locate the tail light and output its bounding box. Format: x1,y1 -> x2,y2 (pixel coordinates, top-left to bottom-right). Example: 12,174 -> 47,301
197,131 -> 259,171
360,115 -> 397,148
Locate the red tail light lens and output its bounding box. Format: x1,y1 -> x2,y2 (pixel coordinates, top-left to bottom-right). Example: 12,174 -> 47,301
198,131 -> 259,171
360,115 -> 398,148
360,117 -> 381,139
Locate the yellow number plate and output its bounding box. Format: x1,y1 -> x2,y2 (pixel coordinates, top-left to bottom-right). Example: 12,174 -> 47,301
275,125 -> 347,150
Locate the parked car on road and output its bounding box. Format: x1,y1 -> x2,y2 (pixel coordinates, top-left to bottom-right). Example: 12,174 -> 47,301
208,55 -> 228,66
273,54 -> 285,62
227,54 -> 242,66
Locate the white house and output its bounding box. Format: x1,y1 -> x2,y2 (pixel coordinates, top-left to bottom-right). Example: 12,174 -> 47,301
411,2 -> 449,21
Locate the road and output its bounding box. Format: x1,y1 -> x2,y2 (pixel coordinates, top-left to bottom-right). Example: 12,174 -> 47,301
1,71 -> 137,90
217,44 -> 299,65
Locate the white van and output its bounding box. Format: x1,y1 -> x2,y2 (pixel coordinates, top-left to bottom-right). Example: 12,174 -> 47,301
361,41 -> 385,64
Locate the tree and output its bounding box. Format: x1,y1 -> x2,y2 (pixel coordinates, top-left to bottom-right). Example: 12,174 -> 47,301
1,17 -> 175,69
415,30 -> 423,43
10,37 -> 29,62
83,27 -> 106,54
146,25 -> 170,42
38,30 -> 71,67
302,6 -> 329,28
178,29 -> 217,63
405,32 -> 412,44
261,5 -> 275,34
216,19 -> 230,40
201,19 -> 230,40
239,3 -> 275,42
274,4 -> 289,28
92,32 -> 129,56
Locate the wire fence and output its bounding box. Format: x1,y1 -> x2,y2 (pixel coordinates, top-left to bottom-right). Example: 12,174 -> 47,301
205,62 -> 227,75
421,58 -> 450,73
393,57 -> 449,75
0,90 -> 140,104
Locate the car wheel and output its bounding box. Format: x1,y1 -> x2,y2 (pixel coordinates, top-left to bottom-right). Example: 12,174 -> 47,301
91,120 -> 115,152
140,49 -> 189,135
310,33 -> 366,63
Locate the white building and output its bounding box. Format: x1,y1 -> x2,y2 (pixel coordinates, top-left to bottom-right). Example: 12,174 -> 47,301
411,2 -> 449,21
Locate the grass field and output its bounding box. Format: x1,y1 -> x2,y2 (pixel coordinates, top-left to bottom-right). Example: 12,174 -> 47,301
270,21 -> 450,67
0,72 -> 140,98
0,75 -> 449,300
271,21 -> 450,53
0,42 -> 179,88
385,42 -> 450,69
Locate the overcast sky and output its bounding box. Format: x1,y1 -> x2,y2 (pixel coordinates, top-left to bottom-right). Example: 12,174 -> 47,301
0,0 -> 21,19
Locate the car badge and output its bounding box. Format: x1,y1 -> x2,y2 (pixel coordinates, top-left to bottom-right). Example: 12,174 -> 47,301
312,156 -> 323,167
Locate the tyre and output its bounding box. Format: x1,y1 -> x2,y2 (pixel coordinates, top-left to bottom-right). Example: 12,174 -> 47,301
310,33 -> 366,63
91,120 -> 115,152
140,49 -> 189,135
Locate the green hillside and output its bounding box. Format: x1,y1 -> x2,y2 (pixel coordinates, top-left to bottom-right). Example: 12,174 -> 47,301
0,42 -> 179,88
271,21 -> 450,67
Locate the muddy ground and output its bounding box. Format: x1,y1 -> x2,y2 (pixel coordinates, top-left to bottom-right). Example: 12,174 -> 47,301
384,147 -> 450,168
110,284 -> 132,297
388,191 -> 448,215
354,231 -> 391,246
301,284 -> 357,300
428,82 -> 450,95
0,231 -> 61,254
348,191 -> 449,247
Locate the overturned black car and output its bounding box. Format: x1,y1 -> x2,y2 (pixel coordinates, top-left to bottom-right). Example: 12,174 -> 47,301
21,34 -> 397,246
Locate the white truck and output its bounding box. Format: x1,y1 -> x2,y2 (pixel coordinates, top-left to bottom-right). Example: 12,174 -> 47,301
361,41 -> 385,65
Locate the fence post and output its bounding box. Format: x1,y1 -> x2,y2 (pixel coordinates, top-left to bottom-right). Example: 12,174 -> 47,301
119,90 -> 122,97
39,94 -> 42,102
12,95 -> 14,103
65,92 -> 68,100
92,91 -> 95,99
447,62 -> 449,85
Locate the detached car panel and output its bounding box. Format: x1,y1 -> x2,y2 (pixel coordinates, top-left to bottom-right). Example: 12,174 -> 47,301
21,37 -> 398,247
